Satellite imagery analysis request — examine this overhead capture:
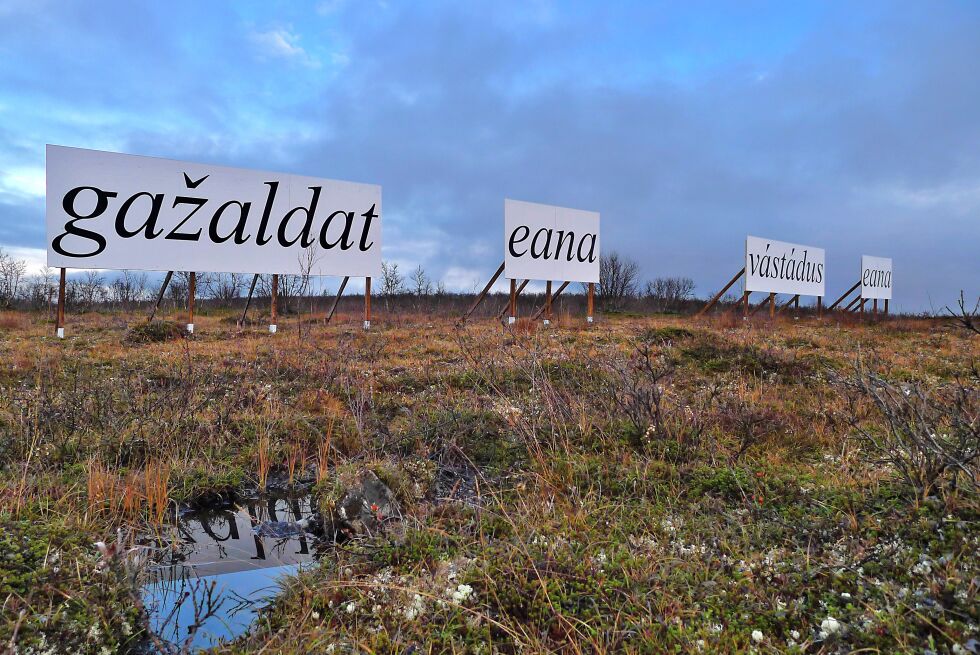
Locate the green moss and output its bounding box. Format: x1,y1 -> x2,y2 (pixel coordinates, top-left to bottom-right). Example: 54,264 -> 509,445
414,406 -> 524,472
375,525 -> 462,570
0,517 -> 144,654
372,458 -> 437,507
681,338 -> 815,381
171,466 -> 245,505
641,326 -> 696,343
688,465 -> 752,500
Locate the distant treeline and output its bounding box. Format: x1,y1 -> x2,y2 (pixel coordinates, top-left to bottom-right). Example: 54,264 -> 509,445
0,246 -> 910,319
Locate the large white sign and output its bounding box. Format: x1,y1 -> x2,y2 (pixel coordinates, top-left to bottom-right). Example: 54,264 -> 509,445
861,255 -> 892,300
46,145 -> 382,276
745,235 -> 825,296
504,199 -> 599,283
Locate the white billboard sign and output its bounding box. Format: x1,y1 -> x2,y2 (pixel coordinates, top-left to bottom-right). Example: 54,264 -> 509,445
745,235 -> 825,296
861,255 -> 892,300
504,199 -> 599,283
45,145 -> 382,276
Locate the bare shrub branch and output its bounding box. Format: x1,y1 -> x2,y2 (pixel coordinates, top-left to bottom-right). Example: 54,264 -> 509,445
833,361 -> 979,499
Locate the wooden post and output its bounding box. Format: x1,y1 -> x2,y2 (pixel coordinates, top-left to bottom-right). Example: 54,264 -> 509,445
696,268 -> 746,318
860,297 -> 865,315
794,294 -> 800,319
239,273 -> 259,326
363,277 -> 371,329
56,268 -> 66,339
507,278 -> 517,324
459,261 -> 505,323
873,298 -> 878,317
148,271 -> 173,322
817,296 -> 823,319
884,299 -> 889,315
187,272 -> 196,333
743,291 -> 750,319
587,282 -> 595,324
544,280 -> 553,324
531,281 -> 570,320
497,279 -> 529,320
768,292 -> 775,319
270,274 -> 279,333
325,276 -> 349,324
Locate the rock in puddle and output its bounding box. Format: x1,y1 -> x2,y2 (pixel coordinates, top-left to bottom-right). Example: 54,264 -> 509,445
329,470 -> 400,538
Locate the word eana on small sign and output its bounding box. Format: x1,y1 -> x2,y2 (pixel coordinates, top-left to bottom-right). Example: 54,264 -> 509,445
861,255 -> 892,300
745,235 -> 826,297
504,198 -> 599,283
46,145 -> 382,276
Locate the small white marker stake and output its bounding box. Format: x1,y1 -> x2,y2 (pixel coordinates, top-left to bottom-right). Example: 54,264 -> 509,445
363,320 -> 371,330
57,327 -> 65,339
186,323 -> 194,334
587,316 -> 593,324
543,319 -> 550,326
269,324 -> 277,334
508,316 -> 516,325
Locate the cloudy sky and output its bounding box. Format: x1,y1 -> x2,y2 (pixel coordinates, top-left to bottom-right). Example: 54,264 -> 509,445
1,0 -> 977,312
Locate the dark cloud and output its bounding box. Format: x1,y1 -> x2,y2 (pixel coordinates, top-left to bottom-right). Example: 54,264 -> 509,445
0,1 -> 977,310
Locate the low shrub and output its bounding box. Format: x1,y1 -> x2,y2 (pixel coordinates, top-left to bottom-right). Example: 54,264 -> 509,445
123,320 -> 185,344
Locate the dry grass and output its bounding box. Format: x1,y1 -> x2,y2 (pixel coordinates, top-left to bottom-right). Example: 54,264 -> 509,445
144,459 -> 171,524
0,307 -> 977,653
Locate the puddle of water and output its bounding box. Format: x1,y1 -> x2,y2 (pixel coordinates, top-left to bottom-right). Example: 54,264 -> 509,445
141,493 -> 319,650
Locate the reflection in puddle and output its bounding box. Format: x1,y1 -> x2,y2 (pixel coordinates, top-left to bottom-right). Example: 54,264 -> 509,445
141,493 -> 318,650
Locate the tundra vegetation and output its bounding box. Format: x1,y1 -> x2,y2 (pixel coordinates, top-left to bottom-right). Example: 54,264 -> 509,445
0,299 -> 977,654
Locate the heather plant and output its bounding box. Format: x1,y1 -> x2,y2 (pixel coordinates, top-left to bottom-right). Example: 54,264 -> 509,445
835,361 -> 979,499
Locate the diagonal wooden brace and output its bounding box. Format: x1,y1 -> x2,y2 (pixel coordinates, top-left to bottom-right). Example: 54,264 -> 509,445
325,276 -> 350,324
459,261 -> 505,324
827,281 -> 860,311
531,281 -> 571,320
696,268 -> 745,318
148,271 -> 174,322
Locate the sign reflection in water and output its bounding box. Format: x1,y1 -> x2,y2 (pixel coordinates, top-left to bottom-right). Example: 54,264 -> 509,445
142,494 -> 317,650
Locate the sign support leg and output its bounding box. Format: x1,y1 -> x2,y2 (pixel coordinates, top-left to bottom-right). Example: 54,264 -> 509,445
363,277 -> 371,330
498,279 -> 528,320
828,281 -> 860,311
459,261 -> 505,324
531,281 -> 570,320
508,279 -> 517,325
270,274 -> 279,333
187,272 -> 196,333
743,291 -> 750,319
56,267 -> 66,339
817,296 -> 823,320
884,299 -> 889,315
239,274 -> 259,327
325,276 -> 349,324
587,282 -> 594,324
695,267 -> 745,318
544,281 -> 552,325
768,292 -> 775,319
148,271 -> 173,322
873,298 -> 878,317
